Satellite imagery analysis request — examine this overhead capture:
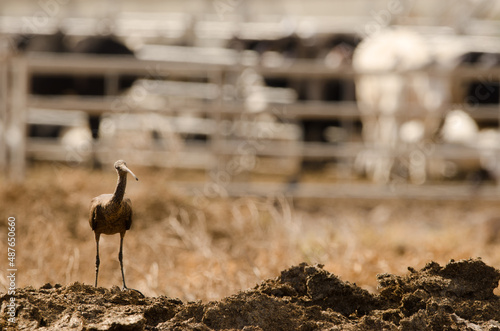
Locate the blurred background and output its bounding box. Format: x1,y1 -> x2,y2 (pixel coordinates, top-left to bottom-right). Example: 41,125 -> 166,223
2,0 -> 500,300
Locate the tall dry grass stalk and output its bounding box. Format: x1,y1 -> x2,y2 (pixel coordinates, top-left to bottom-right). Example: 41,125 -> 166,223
1,163 -> 500,301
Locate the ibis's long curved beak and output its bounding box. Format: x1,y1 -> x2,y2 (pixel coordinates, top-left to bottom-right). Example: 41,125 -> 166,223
124,166 -> 139,181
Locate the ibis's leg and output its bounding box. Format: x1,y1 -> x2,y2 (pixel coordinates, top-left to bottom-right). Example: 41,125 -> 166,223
119,233 -> 127,289
94,233 -> 100,287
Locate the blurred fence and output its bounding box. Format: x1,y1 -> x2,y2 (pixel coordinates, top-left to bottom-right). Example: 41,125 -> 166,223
2,49 -> 500,198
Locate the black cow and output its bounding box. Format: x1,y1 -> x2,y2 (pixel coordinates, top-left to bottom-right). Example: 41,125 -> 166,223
227,33 -> 361,172
451,51 -> 500,185
16,31 -> 74,96
17,31 -> 137,140
300,34 -> 360,162
71,35 -> 137,139
16,31 -> 74,138
458,51 -> 500,127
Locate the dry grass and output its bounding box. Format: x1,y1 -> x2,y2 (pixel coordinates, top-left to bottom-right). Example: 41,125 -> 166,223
1,162 -> 500,301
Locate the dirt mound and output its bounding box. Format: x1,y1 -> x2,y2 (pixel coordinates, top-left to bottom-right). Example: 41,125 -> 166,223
1,258 -> 499,330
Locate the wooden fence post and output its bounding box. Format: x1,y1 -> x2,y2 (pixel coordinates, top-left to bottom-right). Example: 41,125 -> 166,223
8,56 -> 27,182
0,50 -> 8,172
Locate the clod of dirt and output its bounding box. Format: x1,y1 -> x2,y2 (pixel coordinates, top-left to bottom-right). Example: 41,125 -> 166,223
1,258 -> 499,330
257,262 -> 378,316
377,258 -> 500,329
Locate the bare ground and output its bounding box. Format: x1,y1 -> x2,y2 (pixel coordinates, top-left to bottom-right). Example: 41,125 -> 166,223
1,258 -> 500,330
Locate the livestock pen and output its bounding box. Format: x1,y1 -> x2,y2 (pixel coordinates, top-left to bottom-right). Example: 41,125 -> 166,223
2,44 -> 500,199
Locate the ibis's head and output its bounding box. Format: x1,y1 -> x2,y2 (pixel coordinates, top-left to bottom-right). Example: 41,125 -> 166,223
114,160 -> 139,181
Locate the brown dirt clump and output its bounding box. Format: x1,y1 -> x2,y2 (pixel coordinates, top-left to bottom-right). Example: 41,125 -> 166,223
1,258 -> 499,330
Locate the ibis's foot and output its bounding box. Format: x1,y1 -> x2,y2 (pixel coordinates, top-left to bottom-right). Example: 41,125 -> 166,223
122,286 -> 145,298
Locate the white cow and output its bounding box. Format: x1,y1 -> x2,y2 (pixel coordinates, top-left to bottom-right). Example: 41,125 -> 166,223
353,28 -> 448,184
441,109 -> 500,181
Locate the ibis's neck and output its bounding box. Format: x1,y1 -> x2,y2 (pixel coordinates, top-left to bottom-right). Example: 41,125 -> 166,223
111,172 -> 127,204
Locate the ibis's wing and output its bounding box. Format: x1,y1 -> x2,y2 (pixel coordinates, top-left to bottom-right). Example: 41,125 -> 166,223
89,199 -> 103,231
124,199 -> 133,230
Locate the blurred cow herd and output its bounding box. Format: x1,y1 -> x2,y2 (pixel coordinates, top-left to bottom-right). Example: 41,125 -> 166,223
14,27 -> 500,185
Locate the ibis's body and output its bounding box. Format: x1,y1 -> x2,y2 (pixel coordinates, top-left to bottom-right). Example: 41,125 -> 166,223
89,160 -> 138,289
89,194 -> 133,235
